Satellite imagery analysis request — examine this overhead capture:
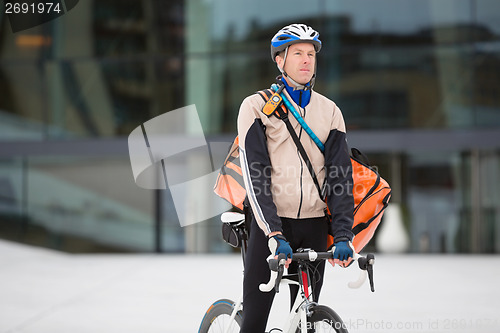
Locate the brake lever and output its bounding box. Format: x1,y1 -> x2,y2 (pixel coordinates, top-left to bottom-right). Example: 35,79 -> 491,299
367,263 -> 375,292
268,253 -> 287,293
275,264 -> 284,293
366,253 -> 375,292
357,253 -> 375,292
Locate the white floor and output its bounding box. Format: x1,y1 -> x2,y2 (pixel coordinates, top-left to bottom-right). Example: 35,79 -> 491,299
1,239 -> 499,333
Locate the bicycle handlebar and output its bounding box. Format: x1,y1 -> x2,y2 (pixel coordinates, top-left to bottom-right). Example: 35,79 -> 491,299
259,253 -> 287,293
259,249 -> 375,293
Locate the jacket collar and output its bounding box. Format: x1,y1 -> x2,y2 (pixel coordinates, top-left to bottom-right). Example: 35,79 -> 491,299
280,77 -> 311,108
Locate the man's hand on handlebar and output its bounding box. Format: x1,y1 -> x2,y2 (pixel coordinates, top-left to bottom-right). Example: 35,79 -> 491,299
328,240 -> 354,268
268,232 -> 293,269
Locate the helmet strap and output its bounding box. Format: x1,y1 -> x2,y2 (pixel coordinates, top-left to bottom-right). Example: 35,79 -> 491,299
283,72 -> 307,90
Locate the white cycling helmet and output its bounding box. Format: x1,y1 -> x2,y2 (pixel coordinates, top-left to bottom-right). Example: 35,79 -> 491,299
270,24 -> 322,62
270,24 -> 322,89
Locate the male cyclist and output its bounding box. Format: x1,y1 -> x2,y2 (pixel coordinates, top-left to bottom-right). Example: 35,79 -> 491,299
237,24 -> 354,333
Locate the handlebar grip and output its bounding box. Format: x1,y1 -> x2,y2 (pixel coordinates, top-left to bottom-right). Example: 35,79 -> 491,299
260,253 -> 287,293
268,253 -> 287,271
348,270 -> 368,289
259,271 -> 278,292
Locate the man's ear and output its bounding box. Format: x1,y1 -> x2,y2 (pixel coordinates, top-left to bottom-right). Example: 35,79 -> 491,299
275,54 -> 284,70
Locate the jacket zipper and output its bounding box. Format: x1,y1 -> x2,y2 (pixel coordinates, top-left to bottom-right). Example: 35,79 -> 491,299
296,92 -> 305,218
297,125 -> 304,219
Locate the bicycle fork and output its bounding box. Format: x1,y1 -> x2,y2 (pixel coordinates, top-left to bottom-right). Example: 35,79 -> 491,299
225,293 -> 243,333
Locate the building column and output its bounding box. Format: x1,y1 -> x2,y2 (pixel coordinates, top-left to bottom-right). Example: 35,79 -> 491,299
184,0 -> 212,253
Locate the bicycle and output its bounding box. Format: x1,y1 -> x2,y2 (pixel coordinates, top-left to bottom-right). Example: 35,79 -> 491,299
198,212 -> 375,333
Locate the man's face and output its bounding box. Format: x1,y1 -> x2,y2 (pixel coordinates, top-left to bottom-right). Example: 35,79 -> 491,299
276,43 -> 316,86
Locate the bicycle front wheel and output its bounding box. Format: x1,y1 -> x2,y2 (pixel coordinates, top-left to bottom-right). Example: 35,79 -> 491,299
297,305 -> 348,333
198,299 -> 243,333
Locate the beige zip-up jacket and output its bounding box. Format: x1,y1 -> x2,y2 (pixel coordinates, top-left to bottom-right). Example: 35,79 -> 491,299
237,85 -> 354,241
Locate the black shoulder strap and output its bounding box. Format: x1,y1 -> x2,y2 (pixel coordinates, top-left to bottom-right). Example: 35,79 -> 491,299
273,102 -> 325,201
256,89 -> 273,104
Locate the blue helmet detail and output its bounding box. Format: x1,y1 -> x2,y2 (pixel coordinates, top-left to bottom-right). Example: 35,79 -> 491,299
271,34 -> 301,48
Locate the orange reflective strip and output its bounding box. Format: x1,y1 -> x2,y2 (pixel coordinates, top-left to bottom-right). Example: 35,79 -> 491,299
257,90 -> 268,101
214,175 -> 246,211
225,161 -> 242,176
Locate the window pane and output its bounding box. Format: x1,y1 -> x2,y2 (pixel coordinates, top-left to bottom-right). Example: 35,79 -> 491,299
23,156 -> 155,252
0,63 -> 45,140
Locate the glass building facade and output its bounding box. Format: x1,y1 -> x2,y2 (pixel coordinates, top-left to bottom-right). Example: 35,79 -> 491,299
1,0 -> 500,253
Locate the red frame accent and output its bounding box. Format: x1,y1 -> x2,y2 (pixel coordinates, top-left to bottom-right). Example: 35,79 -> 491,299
301,271 -> 309,299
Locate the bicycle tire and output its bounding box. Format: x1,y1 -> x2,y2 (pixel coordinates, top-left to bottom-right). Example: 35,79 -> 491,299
296,305 -> 348,333
198,298 -> 243,333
